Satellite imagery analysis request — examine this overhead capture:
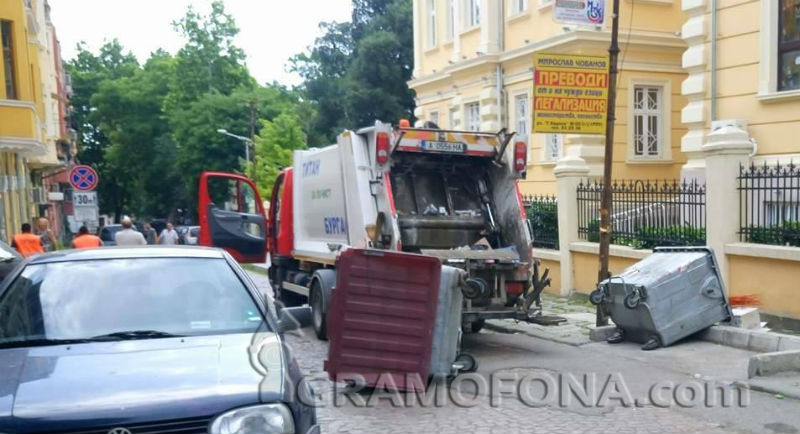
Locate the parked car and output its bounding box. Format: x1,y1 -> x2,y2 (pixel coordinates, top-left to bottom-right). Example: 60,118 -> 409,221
175,225 -> 190,245
0,246 -> 318,434
98,224 -> 124,246
0,240 -> 21,281
184,225 -> 200,245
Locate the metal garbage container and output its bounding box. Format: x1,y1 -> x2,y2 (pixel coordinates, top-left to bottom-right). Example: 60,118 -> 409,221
592,246 -> 732,349
430,265 -> 476,376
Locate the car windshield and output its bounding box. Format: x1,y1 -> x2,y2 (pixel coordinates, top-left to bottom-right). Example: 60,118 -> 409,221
0,257 -> 265,346
189,227 -> 199,236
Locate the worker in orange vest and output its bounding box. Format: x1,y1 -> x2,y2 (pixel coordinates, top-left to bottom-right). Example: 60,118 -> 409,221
72,226 -> 102,249
12,223 -> 45,258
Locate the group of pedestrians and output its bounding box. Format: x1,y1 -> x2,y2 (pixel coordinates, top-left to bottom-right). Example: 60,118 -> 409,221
10,217 -> 185,258
114,218 -> 180,246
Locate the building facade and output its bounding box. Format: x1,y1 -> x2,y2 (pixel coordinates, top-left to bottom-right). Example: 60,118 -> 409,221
410,0 -> 689,195
0,0 -> 69,243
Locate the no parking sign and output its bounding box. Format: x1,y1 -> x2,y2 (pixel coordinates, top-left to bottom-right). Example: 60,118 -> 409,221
68,165 -> 99,191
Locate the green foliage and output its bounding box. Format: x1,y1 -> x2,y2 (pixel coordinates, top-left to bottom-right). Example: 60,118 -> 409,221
745,222 -> 800,247
292,0 -> 414,145
526,201 -> 559,249
584,220 -> 706,249
247,112 -> 308,199
67,1 -> 313,220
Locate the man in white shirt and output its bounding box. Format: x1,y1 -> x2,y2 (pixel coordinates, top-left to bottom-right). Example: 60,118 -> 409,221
159,222 -> 180,245
114,217 -> 147,246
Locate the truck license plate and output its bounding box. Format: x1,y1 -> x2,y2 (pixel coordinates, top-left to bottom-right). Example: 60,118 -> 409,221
421,140 -> 467,154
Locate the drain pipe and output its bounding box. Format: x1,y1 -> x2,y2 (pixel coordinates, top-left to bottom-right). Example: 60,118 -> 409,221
711,0 -> 718,122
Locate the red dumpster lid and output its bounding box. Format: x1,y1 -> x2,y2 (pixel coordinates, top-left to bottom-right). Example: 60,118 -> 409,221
325,249 -> 441,392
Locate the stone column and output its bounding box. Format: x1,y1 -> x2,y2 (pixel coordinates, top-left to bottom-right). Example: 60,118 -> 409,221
412,0 -> 422,78
554,155 -> 591,295
563,134 -> 605,177
451,0 -> 462,63
702,126 -> 753,288
680,0 -> 710,181
478,0 -> 501,54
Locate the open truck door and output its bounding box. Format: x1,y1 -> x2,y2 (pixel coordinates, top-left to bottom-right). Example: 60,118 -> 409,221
198,171 -> 267,263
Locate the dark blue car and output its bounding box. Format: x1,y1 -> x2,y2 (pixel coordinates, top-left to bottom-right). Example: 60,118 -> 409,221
0,246 -> 318,434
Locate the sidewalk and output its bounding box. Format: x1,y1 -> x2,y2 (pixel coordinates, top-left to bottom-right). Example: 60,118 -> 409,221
485,293 -> 603,346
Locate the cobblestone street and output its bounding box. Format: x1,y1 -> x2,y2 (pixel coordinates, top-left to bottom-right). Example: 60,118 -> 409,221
247,270 -> 800,434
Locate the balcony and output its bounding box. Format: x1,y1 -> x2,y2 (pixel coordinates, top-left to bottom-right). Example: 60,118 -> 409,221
0,100 -> 46,155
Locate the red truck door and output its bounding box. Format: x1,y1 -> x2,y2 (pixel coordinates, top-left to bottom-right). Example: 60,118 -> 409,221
198,172 -> 267,263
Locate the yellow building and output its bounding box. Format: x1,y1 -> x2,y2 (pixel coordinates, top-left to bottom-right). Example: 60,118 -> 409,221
410,0 -> 689,195
0,0 -> 49,242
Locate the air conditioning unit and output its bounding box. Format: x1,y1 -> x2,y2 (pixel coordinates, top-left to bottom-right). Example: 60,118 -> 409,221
32,187 -> 47,204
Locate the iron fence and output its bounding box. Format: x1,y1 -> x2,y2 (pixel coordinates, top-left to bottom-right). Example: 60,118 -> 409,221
523,194 -> 559,250
738,162 -> 800,246
577,179 -> 706,249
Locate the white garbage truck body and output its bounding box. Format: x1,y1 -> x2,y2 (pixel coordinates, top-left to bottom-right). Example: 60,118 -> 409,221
266,121 -> 552,339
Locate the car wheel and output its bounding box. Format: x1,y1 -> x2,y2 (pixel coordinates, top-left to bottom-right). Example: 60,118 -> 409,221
311,282 -> 328,341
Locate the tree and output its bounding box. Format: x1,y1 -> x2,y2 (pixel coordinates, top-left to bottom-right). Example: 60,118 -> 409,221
90,50 -> 180,218
247,112 -> 307,199
293,0 -> 415,144
67,40 -> 139,218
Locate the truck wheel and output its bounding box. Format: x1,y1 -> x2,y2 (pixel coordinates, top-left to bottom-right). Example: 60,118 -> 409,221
463,319 -> 485,334
311,282 -> 328,341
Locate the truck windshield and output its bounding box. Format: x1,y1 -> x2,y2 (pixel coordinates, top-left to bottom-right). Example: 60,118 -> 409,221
0,258 -> 265,347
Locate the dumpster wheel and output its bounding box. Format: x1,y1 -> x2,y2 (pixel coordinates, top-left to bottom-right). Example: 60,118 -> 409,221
454,353 -> 478,373
624,292 -> 641,309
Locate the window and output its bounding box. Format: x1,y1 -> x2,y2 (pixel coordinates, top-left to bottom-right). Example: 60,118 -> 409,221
447,0 -> 455,40
779,0 -> 800,90
449,107 -> 459,129
1,21 -> 17,99
544,134 -> 563,161
465,102 -> 480,131
514,94 -> 529,136
632,85 -> 663,157
429,111 -> 440,126
512,0 -> 529,14
427,0 -> 437,48
467,0 -> 480,27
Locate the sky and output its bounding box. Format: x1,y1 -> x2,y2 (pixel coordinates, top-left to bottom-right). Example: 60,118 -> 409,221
48,0 -> 353,86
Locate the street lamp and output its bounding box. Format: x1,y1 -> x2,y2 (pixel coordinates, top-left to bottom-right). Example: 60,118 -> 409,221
217,129 -> 252,163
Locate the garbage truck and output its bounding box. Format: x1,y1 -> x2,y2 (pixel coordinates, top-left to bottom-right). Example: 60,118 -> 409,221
198,121 -> 556,341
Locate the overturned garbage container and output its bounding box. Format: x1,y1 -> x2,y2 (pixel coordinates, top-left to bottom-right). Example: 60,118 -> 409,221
325,249 -> 475,392
591,247 -> 732,350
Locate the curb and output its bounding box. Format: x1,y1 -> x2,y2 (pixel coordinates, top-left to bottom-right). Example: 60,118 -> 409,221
748,350 -> 800,378
698,325 -> 800,353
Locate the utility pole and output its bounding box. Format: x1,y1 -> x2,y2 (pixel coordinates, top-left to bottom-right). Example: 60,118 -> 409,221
248,100 -> 257,179
596,0 -> 621,327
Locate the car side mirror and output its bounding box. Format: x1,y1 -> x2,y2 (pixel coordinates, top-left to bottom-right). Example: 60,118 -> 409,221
277,306 -> 311,333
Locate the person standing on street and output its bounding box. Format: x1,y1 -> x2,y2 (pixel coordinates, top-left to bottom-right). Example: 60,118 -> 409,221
72,226 -> 102,249
114,217 -> 146,246
36,217 -> 57,252
158,222 -> 180,245
12,223 -> 45,258
143,222 -> 159,245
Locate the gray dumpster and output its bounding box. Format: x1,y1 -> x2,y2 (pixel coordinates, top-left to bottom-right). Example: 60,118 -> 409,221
594,247 -> 732,348
430,265 -> 476,376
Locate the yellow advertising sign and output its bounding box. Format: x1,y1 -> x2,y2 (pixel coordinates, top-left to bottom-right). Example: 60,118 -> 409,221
533,53 -> 609,135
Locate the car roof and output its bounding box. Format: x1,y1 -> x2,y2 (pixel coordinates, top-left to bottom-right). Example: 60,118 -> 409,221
28,246 -> 227,265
